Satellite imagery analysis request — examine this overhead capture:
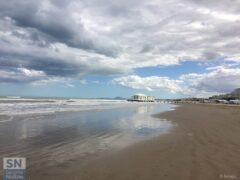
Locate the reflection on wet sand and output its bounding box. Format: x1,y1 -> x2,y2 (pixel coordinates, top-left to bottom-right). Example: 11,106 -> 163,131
0,104 -> 174,175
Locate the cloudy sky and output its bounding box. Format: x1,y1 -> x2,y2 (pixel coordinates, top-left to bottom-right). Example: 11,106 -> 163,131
0,0 -> 240,98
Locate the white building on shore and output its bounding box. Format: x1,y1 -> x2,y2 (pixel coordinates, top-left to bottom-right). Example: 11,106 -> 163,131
130,94 -> 155,102
146,96 -> 155,102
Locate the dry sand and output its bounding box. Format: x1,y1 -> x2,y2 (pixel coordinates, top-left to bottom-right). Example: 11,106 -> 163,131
29,104 -> 240,180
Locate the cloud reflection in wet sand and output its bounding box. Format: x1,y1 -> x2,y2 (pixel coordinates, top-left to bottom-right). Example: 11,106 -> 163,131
0,103 -> 175,172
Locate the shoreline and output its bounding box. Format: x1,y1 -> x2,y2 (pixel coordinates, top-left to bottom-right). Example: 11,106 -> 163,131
29,103 -> 240,180
0,103 -> 174,179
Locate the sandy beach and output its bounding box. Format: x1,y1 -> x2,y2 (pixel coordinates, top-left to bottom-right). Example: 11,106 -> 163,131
0,102 -> 174,179
28,104 -> 240,180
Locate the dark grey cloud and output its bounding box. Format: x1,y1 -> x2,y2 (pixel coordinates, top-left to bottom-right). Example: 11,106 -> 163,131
0,0 -> 119,57
202,51 -> 221,60
0,0 -> 240,92
0,38 -> 127,83
0,51 -> 126,79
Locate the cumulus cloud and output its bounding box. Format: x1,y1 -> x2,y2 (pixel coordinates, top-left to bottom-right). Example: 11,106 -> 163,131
0,0 -> 240,90
112,75 -> 183,93
180,66 -> 240,94
0,68 -> 46,83
0,0 -> 119,56
113,66 -> 240,97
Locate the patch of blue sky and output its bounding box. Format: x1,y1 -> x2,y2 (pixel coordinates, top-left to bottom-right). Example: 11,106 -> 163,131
134,59 -> 239,78
134,61 -> 207,79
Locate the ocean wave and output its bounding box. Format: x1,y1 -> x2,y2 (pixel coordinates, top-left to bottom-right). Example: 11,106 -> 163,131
0,99 -> 155,115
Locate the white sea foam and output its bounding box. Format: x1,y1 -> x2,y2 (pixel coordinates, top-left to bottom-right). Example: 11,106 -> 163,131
0,98 -> 159,115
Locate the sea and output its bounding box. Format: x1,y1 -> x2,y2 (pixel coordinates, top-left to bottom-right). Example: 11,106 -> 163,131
0,97 -> 176,173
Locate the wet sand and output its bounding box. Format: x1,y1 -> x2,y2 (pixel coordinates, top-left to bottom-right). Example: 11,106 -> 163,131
0,104 -> 173,179
29,104 -> 240,180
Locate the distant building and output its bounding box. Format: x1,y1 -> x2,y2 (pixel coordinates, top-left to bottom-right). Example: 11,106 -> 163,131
130,94 -> 155,102
132,93 -> 147,101
147,96 -> 155,102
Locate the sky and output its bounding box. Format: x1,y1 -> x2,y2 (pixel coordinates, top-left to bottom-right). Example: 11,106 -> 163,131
0,0 -> 240,98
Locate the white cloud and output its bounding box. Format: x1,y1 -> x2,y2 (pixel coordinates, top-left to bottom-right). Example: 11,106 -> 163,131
0,68 -> 46,83
18,68 -> 45,77
112,75 -> 183,93
180,67 -> 240,94
0,0 -> 240,84
113,66 -> 240,97
0,0 -> 239,100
